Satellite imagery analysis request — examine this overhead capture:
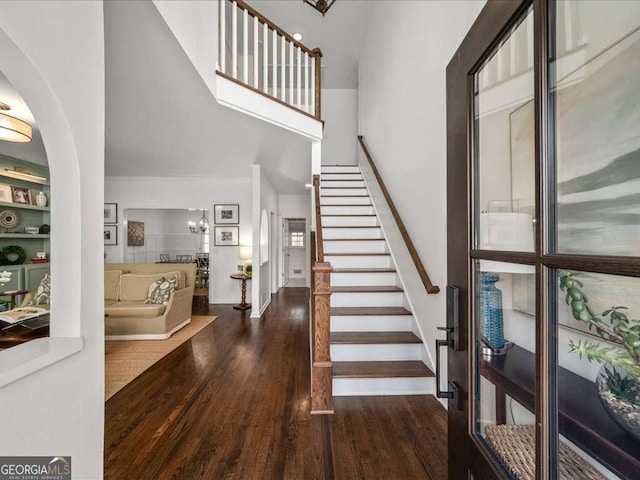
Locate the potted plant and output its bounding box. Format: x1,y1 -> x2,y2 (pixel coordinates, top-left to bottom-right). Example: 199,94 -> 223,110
560,271 -> 640,440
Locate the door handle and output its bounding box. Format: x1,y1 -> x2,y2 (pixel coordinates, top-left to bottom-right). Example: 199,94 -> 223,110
435,337 -> 461,410
434,285 -> 462,410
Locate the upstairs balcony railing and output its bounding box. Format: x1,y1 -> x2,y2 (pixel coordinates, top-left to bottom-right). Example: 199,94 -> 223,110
218,0 -> 323,120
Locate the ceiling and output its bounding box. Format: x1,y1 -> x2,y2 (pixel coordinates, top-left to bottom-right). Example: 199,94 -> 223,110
104,0 -> 312,193
246,0 -> 371,89
0,70 -> 48,166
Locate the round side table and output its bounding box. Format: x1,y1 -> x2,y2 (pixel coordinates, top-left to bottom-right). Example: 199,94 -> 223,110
229,273 -> 251,310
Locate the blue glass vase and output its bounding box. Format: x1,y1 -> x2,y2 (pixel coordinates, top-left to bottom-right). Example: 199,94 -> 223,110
479,273 -> 505,349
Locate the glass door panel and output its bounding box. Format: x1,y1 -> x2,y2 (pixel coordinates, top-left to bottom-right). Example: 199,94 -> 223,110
554,269 -> 640,478
473,260 -> 537,478
474,6 -> 535,252
552,0 -> 640,256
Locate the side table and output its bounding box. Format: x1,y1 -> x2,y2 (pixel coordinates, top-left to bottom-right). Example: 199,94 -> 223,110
229,273 -> 251,310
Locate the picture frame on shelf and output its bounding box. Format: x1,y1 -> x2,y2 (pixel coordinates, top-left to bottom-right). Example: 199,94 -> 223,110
0,185 -> 12,204
11,186 -> 32,205
214,204 -> 239,224
104,225 -> 117,246
104,203 -> 118,224
214,226 -> 239,246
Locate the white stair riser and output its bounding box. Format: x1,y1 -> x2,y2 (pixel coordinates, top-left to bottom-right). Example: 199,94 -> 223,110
324,240 -> 388,254
322,180 -> 365,188
333,377 -> 435,396
331,291 -> 404,307
321,188 -> 368,196
324,255 -> 391,269
323,227 -> 383,239
331,343 -> 421,361
322,216 -> 378,227
321,173 -> 362,181
321,166 -> 360,174
330,315 -> 413,332
321,196 -> 370,205
331,271 -> 398,287
321,205 -> 374,215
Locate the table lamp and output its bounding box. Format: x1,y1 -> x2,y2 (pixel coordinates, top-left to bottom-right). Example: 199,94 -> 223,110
479,212 -> 534,355
240,245 -> 252,275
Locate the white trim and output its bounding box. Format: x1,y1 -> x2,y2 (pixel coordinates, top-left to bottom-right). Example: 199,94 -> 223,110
105,318 -> 191,341
0,337 -> 83,388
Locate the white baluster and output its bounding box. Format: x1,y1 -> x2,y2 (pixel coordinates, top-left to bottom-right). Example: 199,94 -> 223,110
305,52 -> 309,113
232,1 -> 238,78
243,8 -> 248,83
263,23 -> 268,93
253,15 -> 259,88
289,41 -> 294,104
220,0 -> 226,73
297,47 -> 302,108
311,55 -> 315,114
272,29 -> 278,98
280,35 -> 286,101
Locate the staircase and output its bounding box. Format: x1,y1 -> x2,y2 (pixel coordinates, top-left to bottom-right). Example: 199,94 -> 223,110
320,165 -> 435,396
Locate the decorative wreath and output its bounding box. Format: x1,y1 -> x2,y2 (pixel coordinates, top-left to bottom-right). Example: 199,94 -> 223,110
0,245 -> 27,265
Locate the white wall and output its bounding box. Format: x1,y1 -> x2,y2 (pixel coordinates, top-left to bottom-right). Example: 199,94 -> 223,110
252,166 -> 278,317
105,176 -> 252,303
322,89 -> 358,165
358,0 -> 486,393
0,1 -> 105,477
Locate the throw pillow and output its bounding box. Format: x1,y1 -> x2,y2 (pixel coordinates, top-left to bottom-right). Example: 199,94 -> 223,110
28,273 -> 51,306
144,276 -> 178,305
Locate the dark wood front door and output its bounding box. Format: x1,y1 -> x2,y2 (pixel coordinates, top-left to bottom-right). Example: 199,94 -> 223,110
446,0 -> 640,478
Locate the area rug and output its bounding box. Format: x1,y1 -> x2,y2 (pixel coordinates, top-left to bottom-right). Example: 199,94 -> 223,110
105,315 -> 217,400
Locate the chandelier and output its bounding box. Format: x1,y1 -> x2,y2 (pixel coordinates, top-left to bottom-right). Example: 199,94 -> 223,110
303,0 -> 336,16
188,209 -> 209,234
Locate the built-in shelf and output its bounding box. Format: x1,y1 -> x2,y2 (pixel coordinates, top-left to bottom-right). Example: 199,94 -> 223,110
0,233 -> 50,239
0,201 -> 49,212
0,170 -> 49,186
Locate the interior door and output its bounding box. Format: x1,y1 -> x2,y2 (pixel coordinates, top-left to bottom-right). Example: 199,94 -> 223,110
282,219 -> 290,286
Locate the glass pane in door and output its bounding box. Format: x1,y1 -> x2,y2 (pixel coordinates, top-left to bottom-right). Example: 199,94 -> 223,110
554,269 -> 640,478
472,260 -> 537,477
552,0 -> 640,256
474,6 -> 535,252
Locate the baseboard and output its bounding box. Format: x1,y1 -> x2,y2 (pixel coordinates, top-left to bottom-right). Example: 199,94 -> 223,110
209,298 -> 249,304
105,318 -> 191,341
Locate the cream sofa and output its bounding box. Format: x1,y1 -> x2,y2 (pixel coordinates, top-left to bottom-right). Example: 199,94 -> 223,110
104,263 -> 196,340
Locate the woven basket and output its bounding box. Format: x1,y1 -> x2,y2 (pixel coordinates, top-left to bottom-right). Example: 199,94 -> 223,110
484,425 -> 604,480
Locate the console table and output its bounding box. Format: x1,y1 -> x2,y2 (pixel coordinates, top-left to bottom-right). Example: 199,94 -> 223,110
481,344 -> 640,479
229,273 -> 251,311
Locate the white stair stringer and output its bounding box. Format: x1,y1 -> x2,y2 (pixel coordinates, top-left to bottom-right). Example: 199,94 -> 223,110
320,164 -> 435,397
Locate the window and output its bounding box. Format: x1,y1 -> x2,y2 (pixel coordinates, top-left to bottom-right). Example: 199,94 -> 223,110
290,231 -> 304,247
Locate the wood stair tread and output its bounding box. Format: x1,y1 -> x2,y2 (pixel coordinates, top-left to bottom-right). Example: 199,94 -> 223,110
325,253 -> 389,256
331,331 -> 422,345
322,226 -> 380,229
331,307 -> 412,316
332,268 -> 396,273
324,238 -> 384,241
321,187 -> 367,189
320,204 -> 373,207
333,361 -> 434,378
332,286 -> 402,293
321,214 -> 376,217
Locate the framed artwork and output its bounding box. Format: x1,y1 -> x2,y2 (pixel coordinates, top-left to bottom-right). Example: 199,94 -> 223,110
214,204 -> 239,224
127,221 -> 145,246
11,186 -> 32,205
214,226 -> 239,246
104,203 -> 118,223
0,184 -> 12,203
104,225 -> 117,246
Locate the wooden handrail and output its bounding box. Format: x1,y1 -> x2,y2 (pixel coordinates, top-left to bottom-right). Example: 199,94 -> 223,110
313,174 -> 324,262
234,0 -> 320,58
312,48 -> 323,119
357,135 -> 440,294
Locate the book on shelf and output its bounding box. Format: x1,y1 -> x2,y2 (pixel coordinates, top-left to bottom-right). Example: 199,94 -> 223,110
0,306 -> 49,324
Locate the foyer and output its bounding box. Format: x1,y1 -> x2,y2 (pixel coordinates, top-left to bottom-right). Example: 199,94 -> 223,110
104,288 -> 447,479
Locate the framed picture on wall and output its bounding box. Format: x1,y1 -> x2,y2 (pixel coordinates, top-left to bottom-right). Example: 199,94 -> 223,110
214,204 -> 239,224
104,225 -> 117,245
0,184 -> 13,203
104,203 -> 118,223
214,226 -> 239,246
127,221 -> 145,246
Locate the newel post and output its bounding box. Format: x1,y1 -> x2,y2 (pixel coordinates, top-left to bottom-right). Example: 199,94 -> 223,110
311,261 -> 333,414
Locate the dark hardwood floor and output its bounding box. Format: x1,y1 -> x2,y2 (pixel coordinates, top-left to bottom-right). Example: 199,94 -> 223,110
104,287 -> 447,479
